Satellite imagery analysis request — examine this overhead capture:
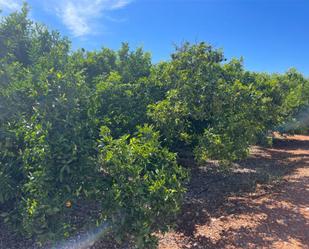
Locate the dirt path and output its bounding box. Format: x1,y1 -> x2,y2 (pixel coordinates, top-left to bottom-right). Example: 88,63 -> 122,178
1,135 -> 308,249
159,135 -> 309,249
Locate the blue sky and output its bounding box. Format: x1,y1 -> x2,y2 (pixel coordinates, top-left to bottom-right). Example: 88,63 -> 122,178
1,0 -> 308,76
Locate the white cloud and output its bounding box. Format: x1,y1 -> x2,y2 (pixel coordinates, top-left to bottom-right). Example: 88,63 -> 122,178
0,0 -> 22,12
109,0 -> 131,10
55,0 -> 132,37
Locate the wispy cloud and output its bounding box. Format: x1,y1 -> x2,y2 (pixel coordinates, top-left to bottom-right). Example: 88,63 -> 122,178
55,0 -> 132,37
0,0 -> 22,12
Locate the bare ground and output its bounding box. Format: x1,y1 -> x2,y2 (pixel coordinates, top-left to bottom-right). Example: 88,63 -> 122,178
1,135 -> 308,249
159,135 -> 309,249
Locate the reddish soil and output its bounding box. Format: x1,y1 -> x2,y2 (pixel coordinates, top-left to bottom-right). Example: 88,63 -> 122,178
159,135 -> 309,249
1,135 -> 308,249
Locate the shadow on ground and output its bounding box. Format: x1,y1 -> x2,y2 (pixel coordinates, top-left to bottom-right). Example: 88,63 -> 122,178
164,136 -> 309,249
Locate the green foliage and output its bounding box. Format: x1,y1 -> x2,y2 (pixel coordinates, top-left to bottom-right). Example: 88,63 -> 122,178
148,43 -> 262,162
0,7 -> 187,247
0,4 -> 32,65
148,43 -> 309,163
98,125 -> 187,248
0,6 -> 308,248
93,71 -> 151,137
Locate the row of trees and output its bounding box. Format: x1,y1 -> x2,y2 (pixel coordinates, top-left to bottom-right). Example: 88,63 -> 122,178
1,6 -> 308,248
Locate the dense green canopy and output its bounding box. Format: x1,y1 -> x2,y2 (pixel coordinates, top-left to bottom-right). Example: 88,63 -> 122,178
0,6 -> 308,248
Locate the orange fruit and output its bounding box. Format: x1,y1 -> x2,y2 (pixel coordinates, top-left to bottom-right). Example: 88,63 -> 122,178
65,200 -> 72,208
